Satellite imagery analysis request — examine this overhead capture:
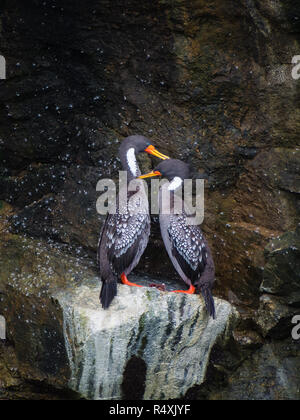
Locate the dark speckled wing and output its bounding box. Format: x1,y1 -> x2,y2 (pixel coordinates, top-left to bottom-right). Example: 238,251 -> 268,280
98,186 -> 150,309
158,181 -> 215,318
105,210 -> 150,275
167,214 -> 207,284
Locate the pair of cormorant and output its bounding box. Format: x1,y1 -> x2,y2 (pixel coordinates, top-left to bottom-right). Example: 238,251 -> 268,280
98,135 -> 215,318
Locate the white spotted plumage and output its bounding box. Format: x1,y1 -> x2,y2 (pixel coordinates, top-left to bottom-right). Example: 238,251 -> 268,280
168,214 -> 206,272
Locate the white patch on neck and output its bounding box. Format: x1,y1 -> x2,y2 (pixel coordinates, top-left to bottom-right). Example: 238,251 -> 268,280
168,176 -> 183,191
126,148 -> 138,176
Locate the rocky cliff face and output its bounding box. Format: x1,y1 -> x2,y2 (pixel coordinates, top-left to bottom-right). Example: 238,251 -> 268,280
0,0 -> 299,400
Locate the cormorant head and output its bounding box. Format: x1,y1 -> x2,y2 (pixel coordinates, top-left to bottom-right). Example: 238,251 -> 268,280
119,135 -> 169,160
139,159 -> 191,184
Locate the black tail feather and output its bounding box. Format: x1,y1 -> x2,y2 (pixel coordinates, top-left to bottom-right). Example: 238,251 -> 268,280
100,279 -> 117,309
200,287 -> 216,319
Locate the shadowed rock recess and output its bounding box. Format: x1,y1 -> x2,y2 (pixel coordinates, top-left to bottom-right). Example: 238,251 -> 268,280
0,0 -> 299,400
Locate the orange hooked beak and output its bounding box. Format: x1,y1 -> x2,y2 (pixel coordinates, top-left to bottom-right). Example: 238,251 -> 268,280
139,170 -> 162,179
144,145 -> 170,160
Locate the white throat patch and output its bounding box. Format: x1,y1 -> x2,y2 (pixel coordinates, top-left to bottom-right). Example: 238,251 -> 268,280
168,176 -> 183,191
126,148 -> 138,177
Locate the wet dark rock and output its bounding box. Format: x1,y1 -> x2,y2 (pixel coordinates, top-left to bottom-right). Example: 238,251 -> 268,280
207,339 -> 300,400
257,294 -> 298,339
0,164 -> 67,208
0,0 -> 300,400
8,166 -> 104,250
255,228 -> 300,339
261,227 -> 300,305
187,332 -> 300,400
235,146 -> 258,160
232,329 -> 264,350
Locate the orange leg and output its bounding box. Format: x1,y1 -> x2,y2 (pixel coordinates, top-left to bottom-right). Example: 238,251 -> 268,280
121,272 -> 142,288
172,284 -> 196,294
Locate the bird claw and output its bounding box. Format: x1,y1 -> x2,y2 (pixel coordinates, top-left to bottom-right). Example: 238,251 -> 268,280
149,283 -> 166,292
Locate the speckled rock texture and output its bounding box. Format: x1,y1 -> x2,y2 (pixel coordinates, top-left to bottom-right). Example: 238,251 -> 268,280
0,0 -> 300,400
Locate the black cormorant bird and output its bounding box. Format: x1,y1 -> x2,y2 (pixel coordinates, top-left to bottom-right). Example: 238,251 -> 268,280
98,135 -> 169,309
139,159 -> 216,318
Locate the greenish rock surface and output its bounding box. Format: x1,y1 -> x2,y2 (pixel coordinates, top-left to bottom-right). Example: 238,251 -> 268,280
60,285 -> 237,400
0,235 -> 238,400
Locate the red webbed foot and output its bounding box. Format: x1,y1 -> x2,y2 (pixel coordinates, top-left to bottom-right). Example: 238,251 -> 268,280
172,284 -> 196,294
121,273 -> 142,288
